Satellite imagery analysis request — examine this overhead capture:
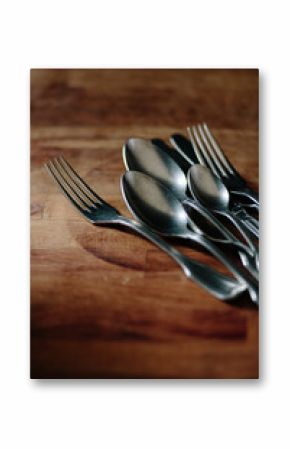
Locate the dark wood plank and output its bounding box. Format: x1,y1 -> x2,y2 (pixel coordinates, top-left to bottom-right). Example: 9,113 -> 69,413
31,69 -> 259,378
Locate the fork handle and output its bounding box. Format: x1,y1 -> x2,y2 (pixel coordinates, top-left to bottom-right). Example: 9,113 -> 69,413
242,217 -> 259,238
184,231 -> 259,304
231,188 -> 259,206
116,216 -> 246,300
183,198 -> 255,257
218,210 -> 259,258
243,220 -> 259,239
231,204 -> 259,238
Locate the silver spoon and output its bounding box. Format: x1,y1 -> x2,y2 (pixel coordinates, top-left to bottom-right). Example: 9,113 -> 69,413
170,133 -> 259,237
187,164 -> 259,261
123,137 -> 258,278
46,155 -> 246,301
121,171 -> 259,304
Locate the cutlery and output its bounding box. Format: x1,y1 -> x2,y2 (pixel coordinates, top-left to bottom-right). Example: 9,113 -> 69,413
151,138 -> 191,175
188,123 -> 259,205
170,129 -> 259,237
121,171 -> 259,304
45,156 -> 247,300
188,164 -> 259,258
170,133 -> 200,165
187,124 -> 259,232
123,137 -> 258,278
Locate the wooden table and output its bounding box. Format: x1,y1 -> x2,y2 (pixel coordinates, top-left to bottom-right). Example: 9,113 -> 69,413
31,69 -> 259,378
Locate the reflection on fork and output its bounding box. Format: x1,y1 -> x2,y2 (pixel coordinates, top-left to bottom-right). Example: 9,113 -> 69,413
45,156 -> 249,301
187,123 -> 259,237
187,123 -> 259,205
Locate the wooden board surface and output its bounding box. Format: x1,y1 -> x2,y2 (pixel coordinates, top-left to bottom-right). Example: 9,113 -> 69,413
30,69 -> 259,378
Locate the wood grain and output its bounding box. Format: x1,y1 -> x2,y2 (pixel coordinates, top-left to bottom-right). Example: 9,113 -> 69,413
30,69 -> 259,378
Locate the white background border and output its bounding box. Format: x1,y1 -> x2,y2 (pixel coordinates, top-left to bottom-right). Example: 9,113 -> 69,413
0,1 -> 288,447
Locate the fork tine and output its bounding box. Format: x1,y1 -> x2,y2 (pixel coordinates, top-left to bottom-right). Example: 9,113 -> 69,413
202,123 -> 234,175
45,160 -> 89,214
188,126 -> 220,177
53,158 -> 95,209
58,155 -> 108,206
197,124 -> 227,177
194,125 -> 221,177
57,156 -> 97,206
187,127 -> 206,166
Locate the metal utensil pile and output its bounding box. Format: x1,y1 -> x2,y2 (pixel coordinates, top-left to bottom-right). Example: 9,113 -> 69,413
46,123 -> 259,305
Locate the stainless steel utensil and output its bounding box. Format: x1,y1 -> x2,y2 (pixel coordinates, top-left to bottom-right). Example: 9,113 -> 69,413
188,124 -> 259,232
187,164 -> 259,259
123,137 -> 258,278
45,156 -> 247,300
121,171 -> 259,304
170,128 -> 259,237
189,123 -> 259,205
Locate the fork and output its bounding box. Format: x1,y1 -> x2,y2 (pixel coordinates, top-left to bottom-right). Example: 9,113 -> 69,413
187,124 -> 259,237
169,131 -> 259,239
45,155 -> 248,301
189,123 -> 259,205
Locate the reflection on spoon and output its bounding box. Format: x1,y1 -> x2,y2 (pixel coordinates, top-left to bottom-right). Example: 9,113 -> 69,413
187,164 -> 259,260
123,137 -> 257,276
121,171 -> 258,304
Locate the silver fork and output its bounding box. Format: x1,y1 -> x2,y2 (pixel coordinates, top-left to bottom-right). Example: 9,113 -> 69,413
189,123 -> 259,204
187,123 -> 259,237
45,155 -> 248,300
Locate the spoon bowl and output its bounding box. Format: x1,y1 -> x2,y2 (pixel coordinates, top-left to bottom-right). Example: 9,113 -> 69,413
121,170 -> 258,303
188,164 -> 258,260
122,137 -> 258,277
123,137 -> 187,200
121,170 -> 189,236
188,164 -> 230,210
123,137 -> 233,238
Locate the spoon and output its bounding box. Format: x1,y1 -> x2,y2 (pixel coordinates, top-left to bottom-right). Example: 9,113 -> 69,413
187,164 -> 259,260
170,133 -> 259,228
121,171 -> 259,304
123,137 -> 258,278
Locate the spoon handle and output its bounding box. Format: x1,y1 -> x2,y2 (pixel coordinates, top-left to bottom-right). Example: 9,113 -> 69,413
218,210 -> 259,256
183,198 -> 255,257
183,199 -> 258,280
231,188 -> 259,206
243,217 -> 259,238
117,216 -> 246,300
184,231 -> 259,304
231,204 -> 259,238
